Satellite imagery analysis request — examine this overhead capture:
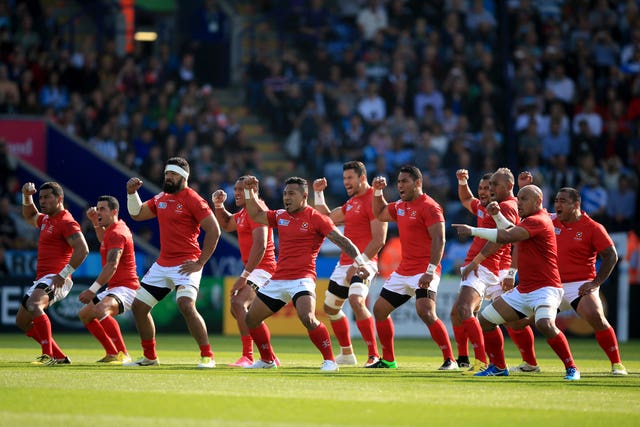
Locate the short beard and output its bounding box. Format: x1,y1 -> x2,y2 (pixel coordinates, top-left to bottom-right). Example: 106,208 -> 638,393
163,177 -> 184,194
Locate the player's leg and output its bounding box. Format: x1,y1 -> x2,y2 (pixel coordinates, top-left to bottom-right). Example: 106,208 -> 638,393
349,277 -> 379,367
245,287 -> 281,368
475,295 -> 523,375
295,290 -> 337,370
79,300 -> 119,360
450,294 -> 469,367
369,288 -> 407,369
530,288 -> 579,380
324,278 -> 354,364
416,289 -> 456,370
23,286 -> 53,359
456,286 -> 486,367
505,317 -> 539,373
229,283 -> 256,366
176,286 -> 214,362
575,291 -> 627,374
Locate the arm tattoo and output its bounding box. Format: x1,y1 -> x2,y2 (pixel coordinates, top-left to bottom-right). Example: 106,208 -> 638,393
327,230 -> 358,259
107,248 -> 122,264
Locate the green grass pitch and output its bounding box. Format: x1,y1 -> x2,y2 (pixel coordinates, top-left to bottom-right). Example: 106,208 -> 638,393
1,333 -> 639,427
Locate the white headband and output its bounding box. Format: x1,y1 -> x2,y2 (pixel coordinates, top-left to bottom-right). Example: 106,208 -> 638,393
165,164 -> 189,180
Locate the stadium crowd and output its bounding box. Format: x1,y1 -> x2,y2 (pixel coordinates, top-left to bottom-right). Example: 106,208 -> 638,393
0,0 -> 639,264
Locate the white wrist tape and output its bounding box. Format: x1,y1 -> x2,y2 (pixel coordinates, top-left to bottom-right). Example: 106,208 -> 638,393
214,203 -> 224,209
244,189 -> 251,200
89,281 -> 102,293
352,253 -> 370,267
241,269 -> 250,279
426,263 -> 437,275
127,192 -> 143,216
22,193 -> 33,206
470,227 -> 498,242
58,264 -> 75,279
492,211 -> 515,230
374,189 -> 383,196
507,268 -> 518,278
354,254 -> 367,267
458,179 -> 467,186
314,191 -> 325,206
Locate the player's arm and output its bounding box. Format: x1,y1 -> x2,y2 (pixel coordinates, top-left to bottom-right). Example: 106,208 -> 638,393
212,190 -> 237,232
453,223 -> 530,244
363,218 -> 387,259
417,221 -> 445,288
79,247 -> 122,304
67,232 -> 90,270
126,177 -> 156,221
21,182 -> 41,227
245,226 -> 268,272
243,177 -> 269,225
371,177 -> 394,222
502,243 -> 518,291
197,214 -> 221,266
326,229 -> 370,280
456,169 -> 475,212
312,178 -> 334,217
86,207 -> 106,242
579,245 -> 619,296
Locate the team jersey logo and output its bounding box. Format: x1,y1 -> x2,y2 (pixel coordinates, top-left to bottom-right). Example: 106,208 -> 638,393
478,210 -> 485,218
410,211 -> 417,218
301,222 -> 309,229
398,208 -> 405,216
278,219 -> 290,226
574,231 -> 583,241
158,202 -> 167,209
554,227 -> 561,235
346,204 -> 353,211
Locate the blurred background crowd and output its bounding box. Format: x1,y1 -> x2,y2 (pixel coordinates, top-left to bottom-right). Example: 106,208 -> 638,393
0,0 -> 639,272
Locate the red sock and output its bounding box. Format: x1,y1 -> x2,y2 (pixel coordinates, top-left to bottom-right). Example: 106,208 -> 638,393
26,324 -> 40,342
453,325 -> 468,358
199,344 -> 213,358
428,319 -> 454,360
308,323 -> 335,361
356,317 -> 379,357
141,339 -> 157,360
241,335 -> 254,359
86,319 -> 118,355
249,323 -> 276,362
483,327 -> 506,369
462,317 -> 487,363
507,326 -> 538,365
595,327 -> 621,364
50,340 -> 66,359
330,315 -> 352,348
547,332 -> 576,369
376,317 -> 395,362
100,316 -> 127,353
33,314 -> 53,356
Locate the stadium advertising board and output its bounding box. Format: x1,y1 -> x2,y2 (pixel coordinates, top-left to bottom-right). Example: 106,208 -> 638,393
0,118 -> 46,170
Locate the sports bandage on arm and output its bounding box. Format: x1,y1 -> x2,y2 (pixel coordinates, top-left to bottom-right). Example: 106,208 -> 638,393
314,190 -> 325,206
426,263 -> 437,275
492,211 -> 515,230
374,189 -> 383,196
22,193 -> 33,206
244,189 -> 252,200
127,192 -> 143,215
506,268 -> 517,278
58,264 -> 75,279
240,269 -> 250,279
88,281 -> 102,293
353,253 -> 368,267
458,177 -> 467,186
352,253 -> 370,267
470,227 -> 498,242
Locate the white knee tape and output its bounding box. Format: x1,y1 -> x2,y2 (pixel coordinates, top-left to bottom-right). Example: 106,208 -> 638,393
348,282 -> 369,298
324,290 -> 344,310
176,285 -> 198,301
135,287 -> 159,308
481,304 -> 506,325
535,305 -> 557,322
326,310 -> 345,321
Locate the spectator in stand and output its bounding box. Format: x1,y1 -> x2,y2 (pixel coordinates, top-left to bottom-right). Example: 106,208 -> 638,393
607,174 -> 636,232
